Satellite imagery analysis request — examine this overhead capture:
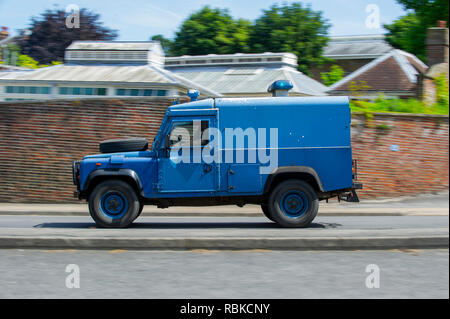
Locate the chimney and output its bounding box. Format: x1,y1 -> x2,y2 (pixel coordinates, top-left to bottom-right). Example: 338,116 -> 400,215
0,27 -> 9,40
426,21 -> 449,66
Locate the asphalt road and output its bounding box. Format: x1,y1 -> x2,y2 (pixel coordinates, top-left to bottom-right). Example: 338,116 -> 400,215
0,215 -> 448,230
0,248 -> 447,299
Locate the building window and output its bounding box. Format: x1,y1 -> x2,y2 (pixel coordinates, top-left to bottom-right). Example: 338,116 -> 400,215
238,58 -> 261,63
186,60 -> 206,64
115,88 -> 167,97
165,61 -> 180,65
58,87 -> 107,96
211,59 -> 233,63
5,86 -> 51,94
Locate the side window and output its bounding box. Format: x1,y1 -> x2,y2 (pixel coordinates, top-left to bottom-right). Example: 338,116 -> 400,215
168,120 -> 209,147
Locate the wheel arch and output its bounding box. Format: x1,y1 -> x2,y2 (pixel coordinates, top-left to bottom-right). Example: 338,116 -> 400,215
82,169 -> 143,200
263,166 -> 324,195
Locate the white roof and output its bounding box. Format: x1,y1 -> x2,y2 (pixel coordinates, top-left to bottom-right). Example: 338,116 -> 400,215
0,64 -> 222,97
170,66 -> 328,96
324,34 -> 393,59
66,41 -> 160,51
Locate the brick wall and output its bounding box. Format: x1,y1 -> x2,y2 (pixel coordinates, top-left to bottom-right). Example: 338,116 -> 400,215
0,98 -> 448,203
0,97 -> 185,203
351,113 -> 449,198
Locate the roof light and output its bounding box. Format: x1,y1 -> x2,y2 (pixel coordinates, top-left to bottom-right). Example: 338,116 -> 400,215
267,80 -> 293,97
187,89 -> 200,101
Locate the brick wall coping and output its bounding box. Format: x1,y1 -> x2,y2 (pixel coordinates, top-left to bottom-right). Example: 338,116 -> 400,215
351,111 -> 449,119
0,99 -> 448,120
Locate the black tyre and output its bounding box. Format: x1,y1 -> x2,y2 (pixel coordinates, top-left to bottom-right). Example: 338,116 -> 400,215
88,179 -> 140,228
99,138 -> 148,154
268,180 -> 318,228
133,202 -> 144,221
261,204 -> 274,221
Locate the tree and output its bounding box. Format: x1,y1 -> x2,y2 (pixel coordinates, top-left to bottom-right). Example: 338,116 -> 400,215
384,0 -> 449,61
18,8 -> 118,64
321,65 -> 345,86
248,2 -> 330,74
170,6 -> 251,56
151,34 -> 174,56
16,54 -> 40,69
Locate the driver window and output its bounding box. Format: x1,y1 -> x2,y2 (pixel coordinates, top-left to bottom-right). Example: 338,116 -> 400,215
168,120 -> 209,147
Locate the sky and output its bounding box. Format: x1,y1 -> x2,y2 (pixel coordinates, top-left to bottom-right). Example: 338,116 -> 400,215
0,0 -> 407,40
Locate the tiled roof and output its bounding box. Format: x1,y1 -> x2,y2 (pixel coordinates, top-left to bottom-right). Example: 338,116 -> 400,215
328,50 -> 428,92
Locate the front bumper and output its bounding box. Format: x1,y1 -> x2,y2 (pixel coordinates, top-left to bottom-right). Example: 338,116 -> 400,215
72,161 -> 81,198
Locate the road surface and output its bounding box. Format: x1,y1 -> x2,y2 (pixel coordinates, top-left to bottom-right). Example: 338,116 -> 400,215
0,248 -> 447,298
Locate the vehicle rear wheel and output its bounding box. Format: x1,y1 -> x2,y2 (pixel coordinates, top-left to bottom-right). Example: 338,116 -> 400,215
260,204 -> 274,221
88,179 -> 140,228
268,180 -> 318,228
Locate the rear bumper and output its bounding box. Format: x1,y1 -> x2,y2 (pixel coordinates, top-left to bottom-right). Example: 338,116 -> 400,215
353,182 -> 363,190
339,182 -> 363,202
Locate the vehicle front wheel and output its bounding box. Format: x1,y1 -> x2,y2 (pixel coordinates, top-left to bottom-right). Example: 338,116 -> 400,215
88,179 -> 140,228
268,180 -> 318,228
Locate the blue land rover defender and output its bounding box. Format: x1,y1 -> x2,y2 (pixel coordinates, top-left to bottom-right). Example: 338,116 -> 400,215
73,93 -> 361,228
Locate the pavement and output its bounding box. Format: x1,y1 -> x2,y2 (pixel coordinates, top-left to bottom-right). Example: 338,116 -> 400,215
0,191 -> 448,217
0,215 -> 447,250
0,192 -> 447,250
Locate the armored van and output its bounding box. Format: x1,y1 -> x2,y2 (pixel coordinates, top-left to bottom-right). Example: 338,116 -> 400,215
73,95 -> 361,228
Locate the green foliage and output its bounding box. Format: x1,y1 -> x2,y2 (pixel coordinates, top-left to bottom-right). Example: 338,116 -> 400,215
170,6 -> 251,56
248,2 -> 330,74
384,13 -> 425,61
16,54 -> 40,69
347,80 -> 371,98
2,44 -> 20,65
375,124 -> 392,131
384,0 -> 449,61
320,65 -> 344,86
350,97 -> 449,115
16,54 -> 62,69
435,74 -> 449,107
153,3 -> 330,74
